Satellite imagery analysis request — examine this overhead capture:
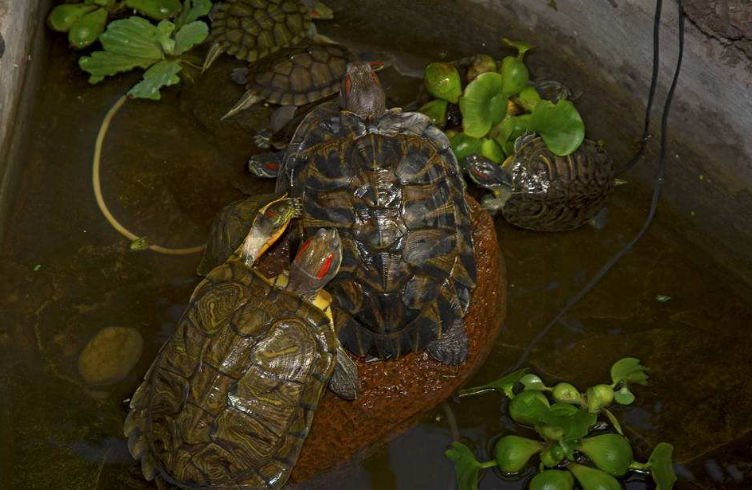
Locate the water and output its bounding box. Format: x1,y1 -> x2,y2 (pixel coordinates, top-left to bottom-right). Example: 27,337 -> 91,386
1,18 -> 751,490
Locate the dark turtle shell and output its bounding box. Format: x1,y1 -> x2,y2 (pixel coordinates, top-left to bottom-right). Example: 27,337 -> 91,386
124,262 -> 338,489
502,137 -> 615,231
245,42 -> 354,106
197,193 -> 286,276
211,0 -> 312,63
277,108 -> 477,360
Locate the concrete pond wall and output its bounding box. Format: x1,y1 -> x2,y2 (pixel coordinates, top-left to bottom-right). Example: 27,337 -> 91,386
1,0 -> 751,283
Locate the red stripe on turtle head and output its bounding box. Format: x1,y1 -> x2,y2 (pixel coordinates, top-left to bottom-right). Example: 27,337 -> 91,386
295,237 -> 313,260
317,253 -> 335,279
265,162 -> 280,170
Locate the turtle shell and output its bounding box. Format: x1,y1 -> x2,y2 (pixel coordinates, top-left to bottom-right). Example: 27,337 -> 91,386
211,0 -> 312,63
277,108 -> 477,360
246,42 -> 355,106
124,262 -> 338,489
197,193 -> 287,276
501,137 -> 615,231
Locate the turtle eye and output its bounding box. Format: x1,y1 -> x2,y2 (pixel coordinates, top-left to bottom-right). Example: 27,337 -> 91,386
316,253 -> 334,279
344,74 -> 352,93
295,238 -> 312,260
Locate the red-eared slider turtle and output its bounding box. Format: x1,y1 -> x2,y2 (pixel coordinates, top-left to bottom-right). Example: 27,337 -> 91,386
465,135 -> 615,231
272,62 -> 477,365
204,0 -> 333,69
125,226 -> 359,490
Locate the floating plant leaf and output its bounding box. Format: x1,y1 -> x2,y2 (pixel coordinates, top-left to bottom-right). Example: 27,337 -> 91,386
579,434 -> 634,476
517,85 -> 542,112
458,368 -> 529,399
460,72 -> 508,138
79,51 -> 159,83
450,133 -> 483,164
509,390 -> 550,426
500,56 -> 529,96
47,3 -> 98,33
125,0 -> 183,21
128,60 -> 182,100
520,373 -> 547,391
466,54 -> 497,82
648,443 -> 677,490
155,20 -> 177,55
603,408 -> 624,435
552,382 -> 584,406
174,20 -> 209,55
419,99 -> 449,128
445,442 -> 495,490
529,100 -> 585,156
99,17 -> 164,59
586,384 -> 615,413
530,470 -> 574,490
481,138 -> 504,163
494,114 -> 533,154
424,62 -> 462,103
502,37 -> 534,59
536,406 -> 596,443
68,8 -> 108,50
568,463 -> 622,490
614,386 -> 635,405
175,0 -> 213,27
494,435 -> 543,473
610,358 -> 650,387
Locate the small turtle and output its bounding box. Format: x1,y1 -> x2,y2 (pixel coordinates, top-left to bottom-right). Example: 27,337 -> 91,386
273,63 -> 477,364
466,134 -> 615,231
197,192 -> 302,276
204,0 -> 333,69
125,224 -> 359,489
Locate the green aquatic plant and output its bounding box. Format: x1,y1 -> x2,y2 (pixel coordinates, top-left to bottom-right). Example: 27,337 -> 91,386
444,358 -> 677,490
418,37 -> 587,163
47,0 -> 183,50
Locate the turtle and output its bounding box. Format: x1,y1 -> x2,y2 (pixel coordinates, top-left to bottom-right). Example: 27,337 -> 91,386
125,223 -> 359,490
465,134 -> 615,231
270,62 -> 477,365
197,192 -> 302,276
203,0 -> 333,70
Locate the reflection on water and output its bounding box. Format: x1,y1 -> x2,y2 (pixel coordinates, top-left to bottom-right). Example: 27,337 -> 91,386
1,17 -> 751,490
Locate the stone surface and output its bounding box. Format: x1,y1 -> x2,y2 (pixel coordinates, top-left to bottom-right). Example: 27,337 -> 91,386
278,197 -> 507,483
77,326 -> 144,386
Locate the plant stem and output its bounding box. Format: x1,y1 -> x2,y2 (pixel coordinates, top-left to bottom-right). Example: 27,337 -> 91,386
629,461 -> 651,472
457,386 -> 503,398
480,461 -> 498,469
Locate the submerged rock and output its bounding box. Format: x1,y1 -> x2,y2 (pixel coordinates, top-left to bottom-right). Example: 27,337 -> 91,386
258,197 -> 507,482
77,326 -> 143,386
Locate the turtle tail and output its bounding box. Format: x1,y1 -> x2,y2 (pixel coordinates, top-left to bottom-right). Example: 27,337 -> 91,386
124,380 -> 158,481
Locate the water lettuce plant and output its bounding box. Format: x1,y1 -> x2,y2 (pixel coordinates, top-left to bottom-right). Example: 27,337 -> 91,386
419,38 -> 586,162
47,0 -> 183,50
446,358 -> 676,490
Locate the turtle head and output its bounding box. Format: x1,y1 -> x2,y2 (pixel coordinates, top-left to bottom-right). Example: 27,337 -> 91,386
340,62 -> 386,120
240,198 -> 301,265
465,154 -> 513,190
286,229 -> 342,301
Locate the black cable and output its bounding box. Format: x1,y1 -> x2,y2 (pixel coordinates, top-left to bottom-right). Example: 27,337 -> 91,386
504,0 -> 686,374
618,0 -> 664,175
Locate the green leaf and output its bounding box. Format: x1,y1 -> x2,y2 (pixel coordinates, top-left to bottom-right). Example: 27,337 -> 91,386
569,463 -> 622,490
155,20 -> 177,54
460,72 -> 508,138
500,56 -> 529,96
480,138 -> 504,163
419,99 -> 449,128
648,443 -> 677,490
79,51 -> 159,83
530,470 -> 574,490
610,358 -> 650,386
536,406 -> 597,443
516,86 -> 542,112
47,4 -> 98,33
445,442 -> 495,490
68,8 -> 108,50
502,37 -> 534,59
458,368 -> 529,399
520,373 -> 547,391
494,435 -> 543,473
424,62 -> 462,104
603,408 -> 624,435
494,114 -> 533,149
125,0 -> 183,20
174,20 -> 208,54
529,100 -> 585,156
449,133 -> 483,166
509,390 -> 550,426
99,17 -> 164,59
614,386 -> 635,405
176,0 -> 213,28
128,60 -> 182,100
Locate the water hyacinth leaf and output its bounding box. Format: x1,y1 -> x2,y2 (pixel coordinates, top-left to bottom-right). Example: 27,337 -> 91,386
568,463 -> 622,490
125,0 -> 183,21
500,56 -> 529,96
495,114 -> 533,149
68,8 -> 108,50
509,390 -> 550,426
517,85 -> 542,112
155,20 -> 177,54
450,133 -> 483,165
466,54 -> 497,82
174,21 -> 209,55
445,442 -> 492,490
502,37 -> 534,59
520,373 -> 547,391
529,100 -> 585,156
603,408 -> 624,435
610,358 -> 650,386
648,443 -> 677,490
128,60 -> 182,100
458,368 -> 529,399
99,17 -> 164,59
530,470 -> 574,490
419,99 -> 449,128
175,0 -> 213,27
586,384 -> 615,413
424,62 -> 462,103
539,444 -> 566,468
47,3 -> 98,33
481,138 -> 504,163
460,72 -> 507,138
614,386 -> 635,405
536,406 -> 596,442
579,434 -> 634,476
494,435 -> 543,473
79,52 -> 159,83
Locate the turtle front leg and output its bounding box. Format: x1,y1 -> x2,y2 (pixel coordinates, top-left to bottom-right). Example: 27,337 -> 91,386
329,346 -> 360,400
248,151 -> 285,179
426,320 -> 469,366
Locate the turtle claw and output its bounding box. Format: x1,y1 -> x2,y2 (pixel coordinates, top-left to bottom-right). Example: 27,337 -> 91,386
427,320 -> 469,366
255,129 -> 272,148
288,198 -> 304,218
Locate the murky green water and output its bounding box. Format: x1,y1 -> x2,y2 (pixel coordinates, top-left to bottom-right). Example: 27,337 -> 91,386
1,15 -> 751,490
